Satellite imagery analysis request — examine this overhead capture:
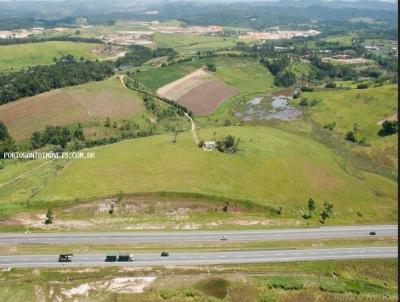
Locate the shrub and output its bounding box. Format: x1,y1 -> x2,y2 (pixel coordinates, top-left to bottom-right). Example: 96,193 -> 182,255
301,86 -> 314,92
299,98 -> 309,106
357,83 -> 368,89
319,278 -> 346,293
310,98 -> 320,106
263,276 -> 304,290
44,209 -> 53,224
324,122 -> 336,130
325,82 -> 336,88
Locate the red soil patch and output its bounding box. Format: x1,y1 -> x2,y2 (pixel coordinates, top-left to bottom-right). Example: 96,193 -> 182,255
176,80 -> 239,115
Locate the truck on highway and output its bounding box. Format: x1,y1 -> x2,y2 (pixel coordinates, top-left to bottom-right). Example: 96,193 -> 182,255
105,253 -> 134,262
118,253 -> 134,262
58,254 -> 73,262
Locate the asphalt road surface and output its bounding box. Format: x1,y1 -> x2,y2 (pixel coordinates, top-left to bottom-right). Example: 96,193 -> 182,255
0,225 -> 396,244
0,247 -> 396,268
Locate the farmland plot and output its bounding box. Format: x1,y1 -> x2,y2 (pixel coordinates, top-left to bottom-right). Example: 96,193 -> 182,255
177,80 -> 239,115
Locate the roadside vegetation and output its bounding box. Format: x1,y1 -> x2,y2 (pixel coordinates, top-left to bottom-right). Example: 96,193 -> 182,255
0,259 -> 397,301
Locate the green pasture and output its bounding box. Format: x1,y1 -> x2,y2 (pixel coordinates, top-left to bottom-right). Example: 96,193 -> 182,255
0,41 -> 101,71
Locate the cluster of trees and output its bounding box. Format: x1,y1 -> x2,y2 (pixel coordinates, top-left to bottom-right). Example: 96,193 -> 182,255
0,55 -> 114,105
302,198 -> 334,224
125,77 -> 192,117
216,135 -> 241,154
345,123 -> 369,146
309,56 -> 357,80
378,120 -> 398,137
0,36 -> 103,46
0,122 -> 16,159
31,125 -> 84,149
29,117 -> 159,151
260,55 -> 290,76
143,96 -> 186,120
260,55 -> 296,87
115,45 -> 176,68
274,70 -> 296,87
83,129 -> 154,149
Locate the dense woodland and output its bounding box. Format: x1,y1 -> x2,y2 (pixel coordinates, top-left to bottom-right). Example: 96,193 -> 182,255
0,55 -> 114,105
115,45 -> 176,68
0,35 -> 104,46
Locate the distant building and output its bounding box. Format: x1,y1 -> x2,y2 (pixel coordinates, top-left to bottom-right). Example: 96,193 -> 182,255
203,141 -> 216,150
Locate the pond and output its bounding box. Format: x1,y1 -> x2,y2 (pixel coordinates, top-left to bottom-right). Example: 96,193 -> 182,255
235,94 -> 301,122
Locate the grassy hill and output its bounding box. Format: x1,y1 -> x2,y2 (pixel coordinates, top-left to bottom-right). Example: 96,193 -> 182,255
2,126 -> 391,224
297,85 -> 398,175
0,41 -> 102,71
0,78 -> 146,141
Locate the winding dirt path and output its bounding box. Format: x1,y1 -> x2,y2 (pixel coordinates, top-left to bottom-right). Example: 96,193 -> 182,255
119,75 -> 199,145
184,112 -> 199,145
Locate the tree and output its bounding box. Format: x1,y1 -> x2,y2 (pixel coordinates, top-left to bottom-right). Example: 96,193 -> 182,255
104,117 -> 111,127
0,121 -> 10,141
345,123 -> 359,143
0,138 -> 16,159
0,122 -> 16,158
73,128 -> 85,141
44,209 -> 53,224
216,135 -> 241,153
320,201 -> 333,224
274,71 -> 296,87
205,63 -> 216,72
107,19 -> 116,26
357,83 -> 368,89
31,131 -> 44,149
379,120 -> 398,136
307,198 -> 316,217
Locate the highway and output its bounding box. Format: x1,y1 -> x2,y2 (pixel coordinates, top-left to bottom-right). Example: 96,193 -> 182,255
0,225 -> 396,244
0,247 -> 396,268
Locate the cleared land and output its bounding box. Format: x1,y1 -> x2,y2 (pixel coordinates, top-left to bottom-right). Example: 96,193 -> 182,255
177,80 -> 239,115
1,126 -> 393,224
156,68 -> 213,100
0,78 -> 144,141
133,57 -> 274,94
0,41 -> 101,71
153,32 -> 239,54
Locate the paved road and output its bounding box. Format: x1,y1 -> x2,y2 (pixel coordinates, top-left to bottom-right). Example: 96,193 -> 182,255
0,247 -> 396,268
0,225 -> 396,245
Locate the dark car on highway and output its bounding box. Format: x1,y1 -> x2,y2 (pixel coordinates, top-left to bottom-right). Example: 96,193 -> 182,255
161,252 -> 169,257
58,254 -> 73,262
369,231 -> 376,235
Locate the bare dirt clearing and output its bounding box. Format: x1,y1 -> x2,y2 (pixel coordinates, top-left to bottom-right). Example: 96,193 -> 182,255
239,29 -> 320,40
322,57 -> 374,64
0,78 -> 144,141
177,80 -> 239,115
156,68 -> 213,100
377,113 -> 398,125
